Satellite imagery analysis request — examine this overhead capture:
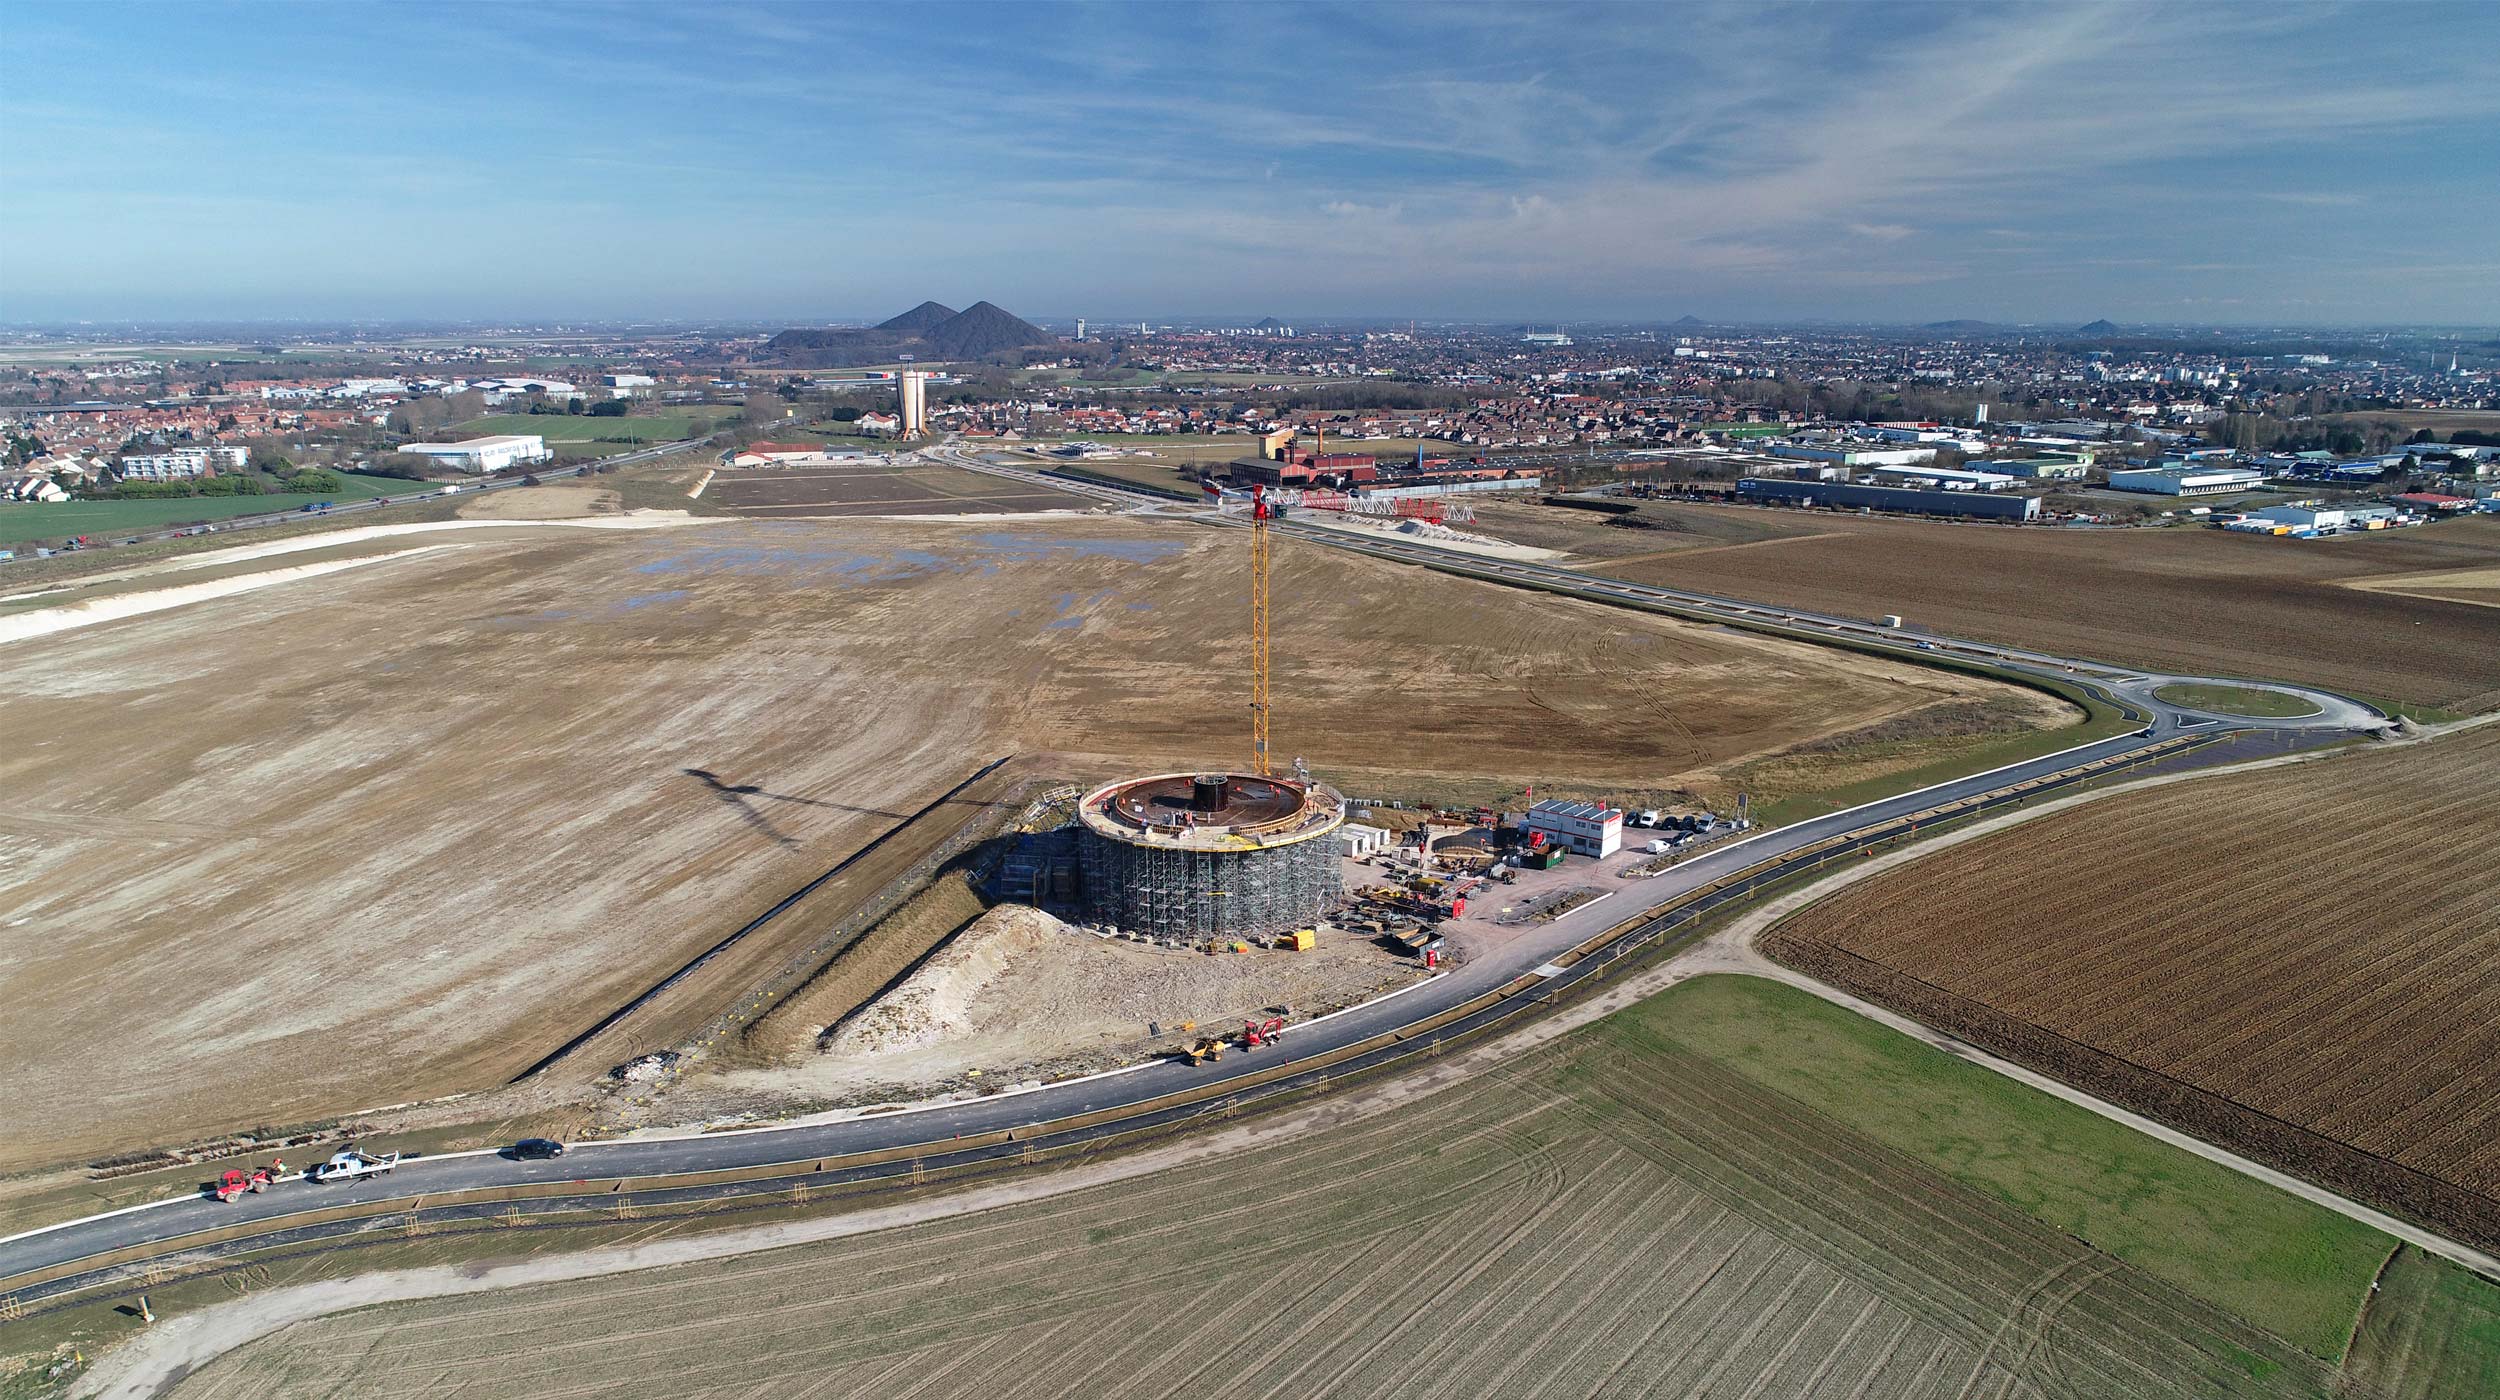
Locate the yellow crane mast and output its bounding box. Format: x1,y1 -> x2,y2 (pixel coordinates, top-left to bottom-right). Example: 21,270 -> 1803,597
1250,484 -> 1274,776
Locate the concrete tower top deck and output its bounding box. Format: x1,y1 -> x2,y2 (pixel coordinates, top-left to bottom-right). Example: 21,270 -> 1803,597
1077,772 -> 1346,853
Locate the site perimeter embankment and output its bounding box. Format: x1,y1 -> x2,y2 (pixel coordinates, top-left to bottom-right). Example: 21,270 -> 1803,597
0,731 -> 2245,1312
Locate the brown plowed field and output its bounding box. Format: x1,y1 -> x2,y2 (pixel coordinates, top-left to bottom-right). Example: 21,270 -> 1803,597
706,462 -> 1093,516
0,515 -> 2045,1174
1766,726 -> 2500,1248
1479,500 -> 2500,712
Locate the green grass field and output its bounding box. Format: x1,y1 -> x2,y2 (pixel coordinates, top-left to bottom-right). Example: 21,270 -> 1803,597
2153,681 -> 2325,718
2342,1247 -> 2500,1399
1627,976 -> 2396,1358
1740,703 -> 2134,828
0,473 -> 417,547
452,409 -> 734,443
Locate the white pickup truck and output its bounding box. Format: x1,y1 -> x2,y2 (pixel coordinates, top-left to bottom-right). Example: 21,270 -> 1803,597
307,1148 -> 401,1183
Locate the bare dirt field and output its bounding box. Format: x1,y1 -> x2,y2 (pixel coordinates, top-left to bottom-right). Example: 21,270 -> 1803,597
453,483 -> 622,520
0,513 -> 2039,1175
1471,496 -> 1821,562
1765,725 -> 2500,1249
2344,562 -> 2500,612
705,462 -> 1095,516
1472,499 -> 2500,713
157,977 -> 2394,1400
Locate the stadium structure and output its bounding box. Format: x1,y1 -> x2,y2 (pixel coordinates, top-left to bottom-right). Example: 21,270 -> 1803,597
1075,772 -> 1345,942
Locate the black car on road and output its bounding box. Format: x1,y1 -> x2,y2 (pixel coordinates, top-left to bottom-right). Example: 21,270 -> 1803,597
509,1138 -> 567,1160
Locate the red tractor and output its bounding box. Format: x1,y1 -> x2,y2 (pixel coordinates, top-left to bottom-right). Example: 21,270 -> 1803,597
212,1159 -> 284,1202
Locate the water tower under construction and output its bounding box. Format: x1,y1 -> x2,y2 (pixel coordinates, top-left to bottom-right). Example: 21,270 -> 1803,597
1075,772 -> 1345,942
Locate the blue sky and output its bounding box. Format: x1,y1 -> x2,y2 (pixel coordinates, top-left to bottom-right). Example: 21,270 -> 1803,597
5,1 -> 2496,326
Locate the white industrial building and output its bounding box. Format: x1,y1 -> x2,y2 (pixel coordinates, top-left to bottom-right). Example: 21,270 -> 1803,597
1351,476 -> 1542,502
1970,455 -> 2090,481
118,445 -> 249,480
1338,823 -> 1389,859
2251,505 -> 2352,532
399,434 -> 551,475
1869,465 -> 2016,492
2107,465 -> 2267,496
1769,443 -> 1940,468
602,373 -> 657,395
1524,799 -> 1623,858
456,377 -> 579,405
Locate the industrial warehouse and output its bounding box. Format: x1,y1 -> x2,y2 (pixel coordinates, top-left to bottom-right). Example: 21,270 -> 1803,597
1736,475 -> 2042,520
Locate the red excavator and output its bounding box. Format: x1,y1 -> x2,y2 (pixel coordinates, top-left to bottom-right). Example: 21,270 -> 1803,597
1240,1017 -> 1287,1050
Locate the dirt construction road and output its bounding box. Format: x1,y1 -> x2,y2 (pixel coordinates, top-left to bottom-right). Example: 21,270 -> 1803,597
0,513 -> 2042,1173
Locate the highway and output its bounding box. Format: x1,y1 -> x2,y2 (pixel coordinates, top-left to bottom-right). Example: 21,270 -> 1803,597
0,444 -> 2391,1304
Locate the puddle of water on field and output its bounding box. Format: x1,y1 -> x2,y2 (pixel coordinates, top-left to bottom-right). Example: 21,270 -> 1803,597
635,545 -> 950,582
1043,589 -> 1119,631
620,589 -> 691,610
632,531 -> 1185,586
483,608 -> 579,629
968,532 -> 1185,565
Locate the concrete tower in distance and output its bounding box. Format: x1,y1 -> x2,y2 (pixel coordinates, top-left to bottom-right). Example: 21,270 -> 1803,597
898,370 -> 930,438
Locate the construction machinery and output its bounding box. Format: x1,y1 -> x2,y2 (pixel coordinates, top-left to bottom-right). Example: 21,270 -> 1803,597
1240,1016 -> 1287,1050
211,1162 -> 280,1202
1174,1034 -> 1228,1066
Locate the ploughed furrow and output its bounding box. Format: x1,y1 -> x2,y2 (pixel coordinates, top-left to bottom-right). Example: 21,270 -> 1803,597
1769,724 -> 2500,1249
209,1092 -> 1559,1400
1367,1149 -> 1671,1400
1567,1039 -> 2336,1399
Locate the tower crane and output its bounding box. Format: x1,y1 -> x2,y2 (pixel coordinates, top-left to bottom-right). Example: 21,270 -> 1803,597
1249,483 -> 1275,776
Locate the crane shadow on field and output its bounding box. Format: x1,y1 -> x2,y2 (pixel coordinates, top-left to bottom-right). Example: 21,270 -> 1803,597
684,768 -> 904,848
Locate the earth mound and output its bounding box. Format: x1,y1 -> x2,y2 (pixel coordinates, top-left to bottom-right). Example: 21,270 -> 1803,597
878,300 -> 959,334
761,299 -> 1053,366
825,904 -> 1066,1056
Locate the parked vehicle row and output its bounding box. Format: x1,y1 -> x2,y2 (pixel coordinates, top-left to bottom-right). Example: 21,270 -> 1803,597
201,1139 -> 566,1200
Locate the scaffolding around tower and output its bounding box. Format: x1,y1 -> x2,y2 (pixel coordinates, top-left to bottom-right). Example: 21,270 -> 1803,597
1074,771 -> 1345,942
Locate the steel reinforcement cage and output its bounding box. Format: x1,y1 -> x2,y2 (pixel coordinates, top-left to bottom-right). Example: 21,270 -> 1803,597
1074,776 -> 1346,942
